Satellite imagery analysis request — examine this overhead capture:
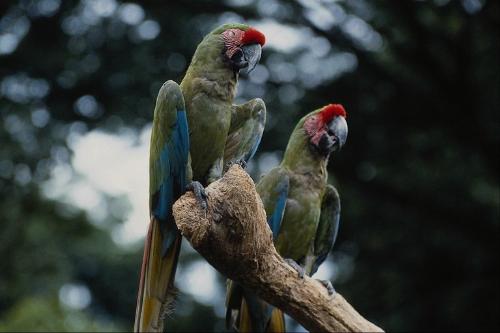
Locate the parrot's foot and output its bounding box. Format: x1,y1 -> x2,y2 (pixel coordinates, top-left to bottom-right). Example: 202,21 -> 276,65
316,279 -> 336,296
186,181 -> 208,210
284,258 -> 305,279
226,158 -> 247,170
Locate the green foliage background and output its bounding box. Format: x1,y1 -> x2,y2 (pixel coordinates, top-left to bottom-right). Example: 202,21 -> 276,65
0,0 -> 498,331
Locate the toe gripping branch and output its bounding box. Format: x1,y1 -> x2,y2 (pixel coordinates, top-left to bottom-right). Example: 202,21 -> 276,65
226,158 -> 247,170
186,181 -> 208,210
316,279 -> 335,296
284,259 -> 334,295
284,258 -> 305,279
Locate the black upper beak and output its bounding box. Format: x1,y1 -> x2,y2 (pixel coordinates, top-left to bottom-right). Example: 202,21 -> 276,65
230,43 -> 262,73
328,116 -> 348,151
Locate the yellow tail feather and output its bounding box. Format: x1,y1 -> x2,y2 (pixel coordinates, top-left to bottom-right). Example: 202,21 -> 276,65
239,299 -> 254,333
134,217 -> 181,332
238,298 -> 286,333
266,308 -> 285,333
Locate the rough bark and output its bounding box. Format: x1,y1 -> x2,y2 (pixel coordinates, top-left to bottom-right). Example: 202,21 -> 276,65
172,165 -> 383,332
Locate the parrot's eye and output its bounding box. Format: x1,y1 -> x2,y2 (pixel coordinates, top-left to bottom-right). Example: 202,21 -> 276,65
231,49 -> 243,61
230,49 -> 248,70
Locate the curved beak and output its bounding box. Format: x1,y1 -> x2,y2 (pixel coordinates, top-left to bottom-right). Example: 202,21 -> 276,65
241,43 -> 262,74
328,116 -> 348,151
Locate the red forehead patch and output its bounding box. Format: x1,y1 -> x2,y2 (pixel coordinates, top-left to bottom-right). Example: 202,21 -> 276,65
320,104 -> 347,123
242,27 -> 266,46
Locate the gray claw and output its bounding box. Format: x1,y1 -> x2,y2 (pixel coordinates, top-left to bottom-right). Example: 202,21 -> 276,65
317,279 -> 335,296
284,258 -> 305,279
227,159 -> 247,170
236,159 -> 247,169
186,181 -> 207,210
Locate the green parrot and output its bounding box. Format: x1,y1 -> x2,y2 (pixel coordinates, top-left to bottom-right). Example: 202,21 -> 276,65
134,23 -> 267,332
226,104 -> 348,332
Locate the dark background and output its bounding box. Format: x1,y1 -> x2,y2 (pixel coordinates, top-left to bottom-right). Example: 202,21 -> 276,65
0,0 -> 498,331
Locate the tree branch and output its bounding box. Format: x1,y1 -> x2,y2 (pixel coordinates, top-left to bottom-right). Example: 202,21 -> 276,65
172,165 -> 383,332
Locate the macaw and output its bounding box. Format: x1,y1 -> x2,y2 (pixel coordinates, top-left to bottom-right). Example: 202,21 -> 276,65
134,23 -> 267,332
226,104 -> 348,332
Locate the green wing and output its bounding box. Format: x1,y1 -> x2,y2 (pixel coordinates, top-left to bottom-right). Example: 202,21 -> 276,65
135,80 -> 189,332
223,98 -> 266,170
311,184 -> 341,275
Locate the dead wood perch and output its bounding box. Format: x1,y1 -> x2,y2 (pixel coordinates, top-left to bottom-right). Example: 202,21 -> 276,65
172,165 -> 383,332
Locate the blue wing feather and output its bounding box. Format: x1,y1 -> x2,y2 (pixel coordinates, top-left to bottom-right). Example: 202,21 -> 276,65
267,176 -> 289,239
152,107 -> 189,256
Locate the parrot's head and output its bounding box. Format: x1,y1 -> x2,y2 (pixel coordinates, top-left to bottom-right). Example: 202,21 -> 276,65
199,23 -> 265,74
220,25 -> 265,73
303,104 -> 348,156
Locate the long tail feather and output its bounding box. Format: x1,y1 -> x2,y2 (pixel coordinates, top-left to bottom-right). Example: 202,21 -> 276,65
266,308 -> 285,333
134,217 -> 181,332
239,299 -> 254,333
232,288 -> 286,333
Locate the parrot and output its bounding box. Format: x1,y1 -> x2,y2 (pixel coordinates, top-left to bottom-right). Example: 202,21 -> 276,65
134,23 -> 267,332
226,103 -> 348,332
